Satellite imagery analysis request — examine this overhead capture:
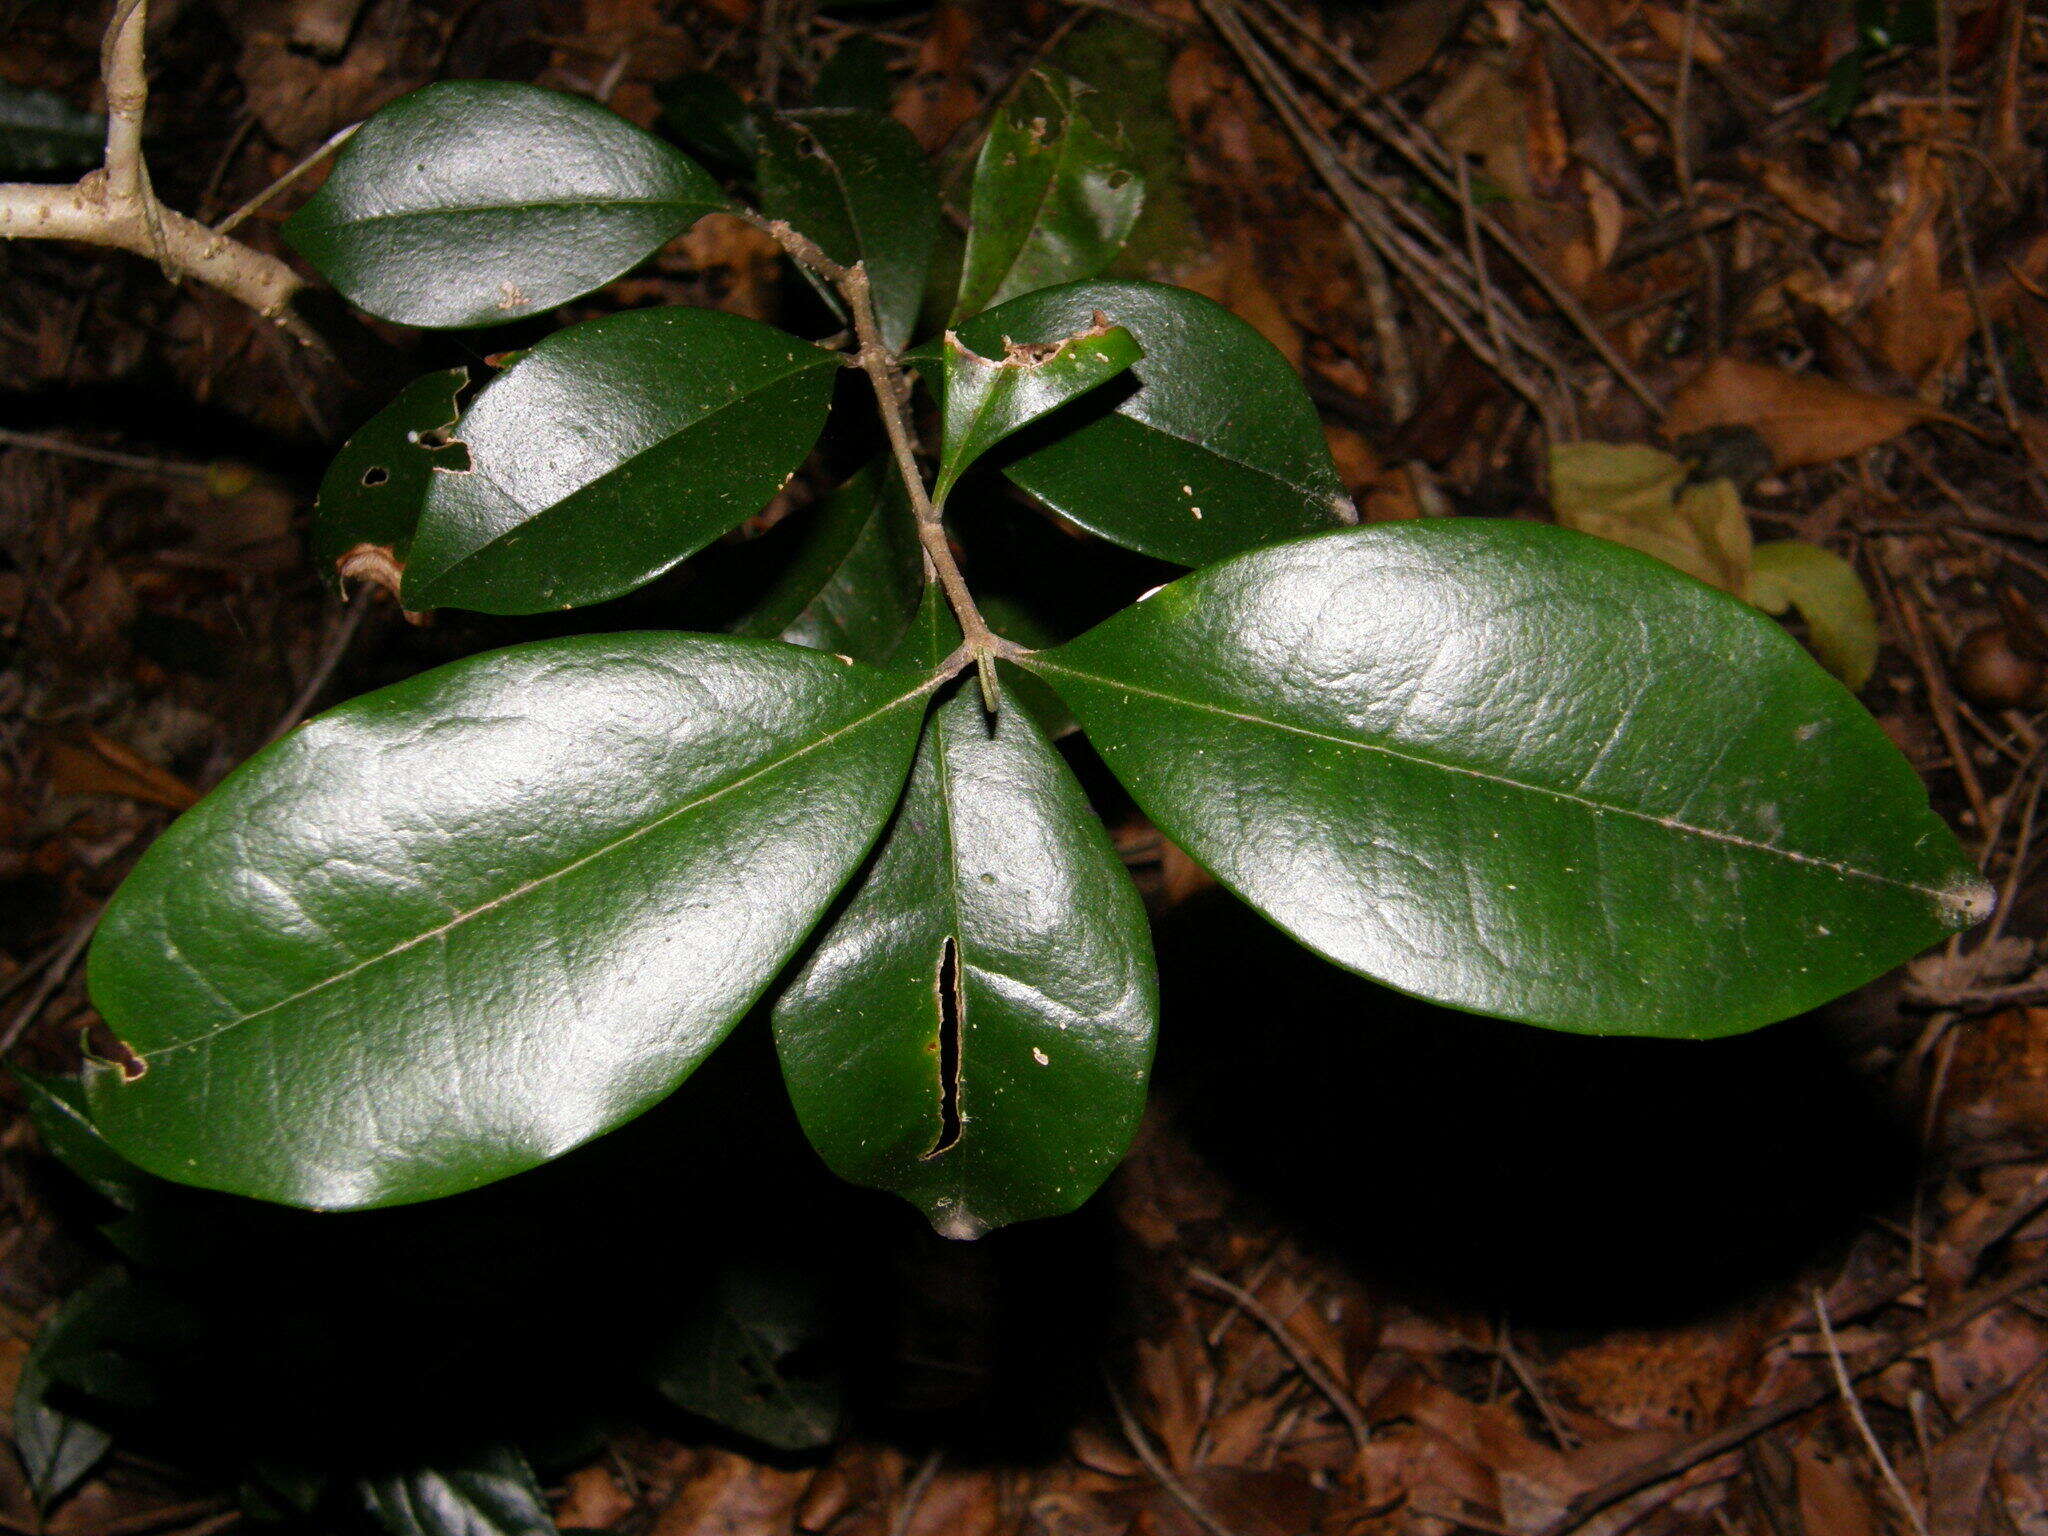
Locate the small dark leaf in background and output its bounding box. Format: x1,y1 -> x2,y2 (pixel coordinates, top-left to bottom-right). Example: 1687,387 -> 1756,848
731,464 -> 923,663
0,82 -> 105,177
755,109 -> 940,351
654,71 -> 758,177
646,1262 -> 841,1452
361,1443 -> 559,1536
954,70 -> 1146,320
812,35 -> 894,114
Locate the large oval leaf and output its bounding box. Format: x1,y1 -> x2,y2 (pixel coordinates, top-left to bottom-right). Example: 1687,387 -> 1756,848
84,634 -> 930,1209
1028,521 -> 1991,1037
774,600 -> 1156,1237
755,109 -> 939,353
945,280 -> 1349,566
284,82 -> 728,329
401,307 -> 838,615
954,71 -> 1145,321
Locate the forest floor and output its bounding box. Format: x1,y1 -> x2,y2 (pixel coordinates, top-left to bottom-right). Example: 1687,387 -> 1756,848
5,0 -> 2048,1533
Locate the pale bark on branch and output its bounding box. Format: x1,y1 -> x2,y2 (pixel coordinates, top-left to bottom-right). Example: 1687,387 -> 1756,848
0,0 -> 313,341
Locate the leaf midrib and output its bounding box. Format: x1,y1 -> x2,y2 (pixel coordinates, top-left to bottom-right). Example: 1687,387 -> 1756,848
303,195 -> 720,231
1030,656 -> 1955,902
133,676 -> 932,1066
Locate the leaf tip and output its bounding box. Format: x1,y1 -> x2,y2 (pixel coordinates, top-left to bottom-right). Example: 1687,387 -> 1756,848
1939,873 -> 1997,930
926,1199 -> 990,1242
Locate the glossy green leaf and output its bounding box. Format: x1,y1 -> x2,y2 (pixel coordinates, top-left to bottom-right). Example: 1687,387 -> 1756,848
732,465 -> 924,663
284,82 -> 727,329
1749,540 -> 1880,691
361,1445 -> 556,1536
647,1262 -> 841,1451
1029,521 -> 1991,1038
954,71 -> 1145,320
14,1279 -> 116,1509
83,634 -> 931,1209
401,308 -> 837,615
755,109 -> 939,352
943,281 -> 1349,565
313,368 -> 468,596
775,597 -> 1156,1237
934,322 -> 1141,504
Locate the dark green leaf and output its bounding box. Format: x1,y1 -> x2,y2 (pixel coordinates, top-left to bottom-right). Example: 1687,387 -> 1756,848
361,1444 -> 557,1536
401,308 -> 837,615
13,1278 -> 116,1508
941,281 -> 1349,565
84,634 -> 931,1208
775,597 -> 1156,1236
0,84 -> 105,177
284,82 -> 727,328
655,71 -> 757,176
756,109 -> 939,352
647,1262 -> 841,1451
812,36 -> 894,114
15,1071 -> 153,1210
1029,521 -> 1991,1038
934,322 -> 1141,503
732,465 -> 924,662
954,71 -> 1145,320
313,368 -> 468,596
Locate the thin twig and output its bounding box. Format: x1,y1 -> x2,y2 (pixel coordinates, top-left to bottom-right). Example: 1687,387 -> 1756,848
267,586 -> 374,743
0,914 -> 94,1059
1536,0 -> 1670,124
215,122 -> 359,236
887,1448 -> 943,1536
1189,1265 -> 1369,1451
1102,1372 -> 1246,1536
0,428 -> 212,479
741,211 -> 1025,704
1812,1286 -> 1930,1536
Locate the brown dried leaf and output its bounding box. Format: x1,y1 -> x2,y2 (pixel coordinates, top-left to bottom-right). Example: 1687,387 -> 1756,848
1663,358 -> 1939,470
1791,1443 -> 1882,1536
44,732 -> 197,810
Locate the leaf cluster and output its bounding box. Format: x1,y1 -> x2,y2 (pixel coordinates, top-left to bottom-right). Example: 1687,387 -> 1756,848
77,68 -> 1990,1243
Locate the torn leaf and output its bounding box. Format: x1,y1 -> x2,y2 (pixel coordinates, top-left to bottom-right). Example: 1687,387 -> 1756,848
934,319 -> 1142,503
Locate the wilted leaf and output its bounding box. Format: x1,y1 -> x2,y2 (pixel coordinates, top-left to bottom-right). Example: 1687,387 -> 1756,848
1749,541 -> 1880,690
1663,358 -> 1939,470
1549,442 -> 1751,594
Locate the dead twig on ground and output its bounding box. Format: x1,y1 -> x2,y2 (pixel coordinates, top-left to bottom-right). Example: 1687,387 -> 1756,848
1189,1264 -> 1370,1451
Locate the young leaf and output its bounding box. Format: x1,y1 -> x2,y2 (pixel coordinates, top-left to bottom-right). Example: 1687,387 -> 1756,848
1749,540 -> 1880,690
313,368 -> 468,597
940,280 -> 1349,565
646,1262 -> 842,1451
360,1445 -> 557,1536
934,321 -> 1141,503
755,109 -> 940,352
1027,521 -> 1991,1039
283,82 -> 728,329
954,71 -> 1145,320
732,465 -> 923,663
84,635 -> 931,1209
14,1281 -> 116,1509
401,308 -> 838,615
774,597 -> 1157,1238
